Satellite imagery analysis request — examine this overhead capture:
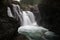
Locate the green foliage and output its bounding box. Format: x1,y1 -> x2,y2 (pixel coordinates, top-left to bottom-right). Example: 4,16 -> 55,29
21,0 -> 40,5
20,0 -> 41,10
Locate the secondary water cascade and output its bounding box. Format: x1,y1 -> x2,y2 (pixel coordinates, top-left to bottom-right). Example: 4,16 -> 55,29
7,4 -> 56,40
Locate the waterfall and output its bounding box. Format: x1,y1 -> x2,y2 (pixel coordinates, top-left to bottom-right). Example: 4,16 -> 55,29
12,4 -> 23,25
18,10 -> 49,40
22,11 -> 37,26
7,3 -> 56,40
7,7 -> 14,18
7,4 -> 23,25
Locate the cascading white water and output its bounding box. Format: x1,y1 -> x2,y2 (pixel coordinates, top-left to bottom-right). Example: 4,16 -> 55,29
7,3 -> 56,40
12,4 -> 23,25
22,11 -> 37,26
18,11 -> 49,40
7,4 -> 23,25
7,7 -> 14,18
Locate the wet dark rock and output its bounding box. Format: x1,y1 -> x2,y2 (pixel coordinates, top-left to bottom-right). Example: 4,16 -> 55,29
38,0 -> 60,40
0,0 -> 20,40
0,16 -> 20,40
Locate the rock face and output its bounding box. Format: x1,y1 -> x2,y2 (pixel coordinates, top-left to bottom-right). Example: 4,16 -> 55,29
0,17 -> 20,40
0,5 -> 20,40
0,0 -> 20,40
38,0 -> 60,39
